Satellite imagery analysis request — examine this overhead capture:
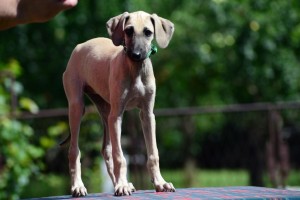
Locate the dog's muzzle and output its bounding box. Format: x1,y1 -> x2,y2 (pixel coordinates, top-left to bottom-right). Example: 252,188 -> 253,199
124,44 -> 157,62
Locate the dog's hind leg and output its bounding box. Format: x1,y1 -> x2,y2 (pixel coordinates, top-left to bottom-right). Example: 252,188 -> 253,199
87,93 -> 137,193
100,104 -> 136,193
63,71 -> 87,197
100,108 -> 115,186
87,94 -> 115,186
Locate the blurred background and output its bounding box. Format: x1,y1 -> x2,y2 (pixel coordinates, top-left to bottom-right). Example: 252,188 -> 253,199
1,0 -> 300,199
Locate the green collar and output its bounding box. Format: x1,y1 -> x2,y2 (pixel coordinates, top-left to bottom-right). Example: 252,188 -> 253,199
146,44 -> 158,58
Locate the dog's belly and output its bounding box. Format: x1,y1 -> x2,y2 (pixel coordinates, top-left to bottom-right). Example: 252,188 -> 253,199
84,79 -> 151,111
125,97 -> 142,110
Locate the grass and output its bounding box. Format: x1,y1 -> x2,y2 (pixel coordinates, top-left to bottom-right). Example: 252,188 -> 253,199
162,169 -> 249,188
263,169 -> 300,188
287,170 -> 300,186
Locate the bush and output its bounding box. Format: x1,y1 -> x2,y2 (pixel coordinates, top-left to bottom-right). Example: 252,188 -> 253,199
0,60 -> 44,200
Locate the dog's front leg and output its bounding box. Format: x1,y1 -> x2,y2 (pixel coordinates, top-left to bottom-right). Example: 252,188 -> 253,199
108,109 -> 135,196
140,107 -> 175,192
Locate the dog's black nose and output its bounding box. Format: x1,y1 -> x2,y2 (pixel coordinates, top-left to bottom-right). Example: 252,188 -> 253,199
131,51 -> 141,60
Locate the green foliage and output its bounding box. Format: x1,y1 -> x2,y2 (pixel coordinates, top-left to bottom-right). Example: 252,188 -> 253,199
0,119 -> 43,199
21,174 -> 69,198
1,0 -> 300,196
155,0 -> 300,106
0,62 -> 44,200
40,121 -> 68,149
151,0 -> 300,169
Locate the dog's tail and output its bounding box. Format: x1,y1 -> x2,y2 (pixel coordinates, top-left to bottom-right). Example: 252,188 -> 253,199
59,134 -> 71,147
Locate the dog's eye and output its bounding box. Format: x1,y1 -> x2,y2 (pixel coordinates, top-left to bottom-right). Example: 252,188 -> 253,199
125,27 -> 134,37
144,29 -> 153,37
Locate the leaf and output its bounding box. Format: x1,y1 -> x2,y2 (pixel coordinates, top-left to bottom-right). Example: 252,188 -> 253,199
48,121 -> 68,137
40,136 -> 56,149
7,59 -> 22,77
19,97 -> 39,114
0,59 -> 22,77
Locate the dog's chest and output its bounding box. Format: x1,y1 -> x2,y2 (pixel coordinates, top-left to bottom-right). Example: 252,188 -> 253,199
131,77 -> 146,95
125,76 -> 153,109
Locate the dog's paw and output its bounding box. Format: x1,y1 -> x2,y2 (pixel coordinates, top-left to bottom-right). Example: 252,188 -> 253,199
71,185 -> 88,197
114,182 -> 136,196
154,182 -> 175,192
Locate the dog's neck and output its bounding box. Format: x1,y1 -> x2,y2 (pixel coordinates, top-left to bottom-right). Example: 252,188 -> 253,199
124,53 -> 153,81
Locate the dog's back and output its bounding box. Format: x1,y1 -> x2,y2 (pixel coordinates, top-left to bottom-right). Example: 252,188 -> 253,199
65,37 -> 122,76
63,37 -> 123,102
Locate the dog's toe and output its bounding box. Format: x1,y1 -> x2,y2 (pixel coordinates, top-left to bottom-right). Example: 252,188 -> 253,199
114,183 -> 136,196
114,187 -> 130,196
72,186 -> 88,197
155,182 -> 175,192
129,182 -> 136,192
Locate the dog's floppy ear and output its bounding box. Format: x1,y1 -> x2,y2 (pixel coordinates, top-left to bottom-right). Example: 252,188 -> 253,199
151,14 -> 175,48
106,12 -> 130,46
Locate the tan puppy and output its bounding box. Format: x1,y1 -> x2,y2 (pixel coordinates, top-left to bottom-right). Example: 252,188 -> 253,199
62,11 -> 175,197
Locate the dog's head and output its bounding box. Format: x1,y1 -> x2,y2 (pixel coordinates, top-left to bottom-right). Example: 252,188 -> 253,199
106,11 -> 174,62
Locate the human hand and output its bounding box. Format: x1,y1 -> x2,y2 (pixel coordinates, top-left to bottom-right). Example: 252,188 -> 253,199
0,0 -> 78,30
